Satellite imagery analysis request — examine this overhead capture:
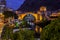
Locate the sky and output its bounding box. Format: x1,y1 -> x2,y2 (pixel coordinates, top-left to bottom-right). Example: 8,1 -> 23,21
6,0 -> 25,10
6,0 -> 60,11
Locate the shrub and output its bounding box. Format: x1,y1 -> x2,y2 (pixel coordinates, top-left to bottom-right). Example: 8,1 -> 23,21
1,23 -> 35,40
40,17 -> 60,40
1,25 -> 14,40
16,29 -> 35,40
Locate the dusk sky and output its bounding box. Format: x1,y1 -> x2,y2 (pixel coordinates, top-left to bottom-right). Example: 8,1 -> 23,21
6,0 -> 60,11
6,0 -> 25,10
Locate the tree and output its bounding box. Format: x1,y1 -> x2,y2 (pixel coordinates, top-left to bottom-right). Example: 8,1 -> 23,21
23,30 -> 35,40
40,17 -> 60,40
1,24 -> 14,40
1,23 -> 35,40
3,11 -> 18,19
14,29 -> 35,40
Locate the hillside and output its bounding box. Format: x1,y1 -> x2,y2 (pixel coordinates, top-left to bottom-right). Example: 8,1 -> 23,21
17,0 -> 60,12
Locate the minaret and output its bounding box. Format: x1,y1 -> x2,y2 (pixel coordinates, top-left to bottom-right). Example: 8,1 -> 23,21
0,0 -> 6,13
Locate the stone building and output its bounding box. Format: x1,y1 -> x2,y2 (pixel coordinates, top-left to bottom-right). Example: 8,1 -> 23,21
0,0 -> 6,37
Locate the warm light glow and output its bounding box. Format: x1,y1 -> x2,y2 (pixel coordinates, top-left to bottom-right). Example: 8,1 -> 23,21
0,21 -> 4,35
18,14 -> 26,20
35,26 -> 39,32
40,6 -> 47,11
57,12 -> 60,16
16,11 -> 19,14
0,13 -> 4,18
18,12 -> 43,22
39,27 -> 42,32
50,13 -> 58,16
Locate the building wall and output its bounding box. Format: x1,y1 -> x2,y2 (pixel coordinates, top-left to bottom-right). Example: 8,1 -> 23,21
0,13 -> 4,36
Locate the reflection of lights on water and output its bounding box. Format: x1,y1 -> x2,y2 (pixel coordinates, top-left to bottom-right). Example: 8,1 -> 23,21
35,26 -> 42,32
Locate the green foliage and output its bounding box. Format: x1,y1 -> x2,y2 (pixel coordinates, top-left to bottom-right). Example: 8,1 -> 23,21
20,20 -> 29,28
2,26 -> 35,40
1,25 -> 14,40
40,17 -> 60,40
14,29 -> 35,40
21,20 -> 27,25
23,30 -> 35,40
